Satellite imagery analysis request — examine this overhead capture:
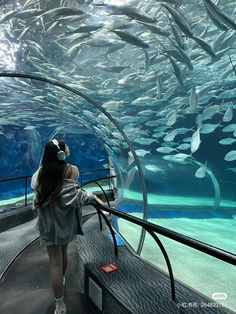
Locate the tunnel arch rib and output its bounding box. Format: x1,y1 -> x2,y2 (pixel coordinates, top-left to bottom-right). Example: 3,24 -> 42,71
0,70 -> 148,254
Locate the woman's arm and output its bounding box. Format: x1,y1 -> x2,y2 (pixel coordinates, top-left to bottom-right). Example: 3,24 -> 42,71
70,165 -> 79,181
31,168 -> 40,189
94,196 -> 104,205
76,188 -> 104,207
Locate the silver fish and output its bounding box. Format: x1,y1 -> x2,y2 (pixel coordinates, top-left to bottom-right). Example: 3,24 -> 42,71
119,6 -> 157,24
161,47 -> 184,86
164,129 -> 177,142
166,109 -> 177,126
204,0 -> 229,31
192,36 -> 216,59
177,143 -> 191,151
191,127 -> 201,154
168,38 -> 193,70
195,161 -> 208,179
189,85 -> 197,113
17,25 -> 32,41
204,0 -> 236,31
169,18 -> 186,50
222,124 -> 236,132
65,43 -> 81,60
128,149 -> 151,157
200,122 -> 221,134
134,137 -> 157,145
0,11 -> 17,25
66,24 -> 104,34
22,0 -> 41,10
156,146 -> 176,154
219,138 -> 236,145
223,106 -> 233,122
144,164 -> 165,173
141,22 -> 170,36
163,153 -> 190,163
161,3 -> 193,38
224,150 -> 236,161
14,9 -> 44,20
38,7 -> 86,19
112,30 -> 149,49
213,31 -> 229,51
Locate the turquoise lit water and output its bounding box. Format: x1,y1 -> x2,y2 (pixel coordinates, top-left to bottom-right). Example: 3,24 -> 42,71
118,210 -> 236,311
116,189 -> 236,312
122,189 -> 236,209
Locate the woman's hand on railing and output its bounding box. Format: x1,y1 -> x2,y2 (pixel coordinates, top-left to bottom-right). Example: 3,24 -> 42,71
94,197 -> 111,215
95,196 -> 104,205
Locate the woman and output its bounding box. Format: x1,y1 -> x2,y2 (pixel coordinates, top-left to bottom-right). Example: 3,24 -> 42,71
31,139 -> 103,314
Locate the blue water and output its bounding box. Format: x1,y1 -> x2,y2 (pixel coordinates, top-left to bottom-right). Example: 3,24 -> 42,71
0,133 -> 109,201
118,203 -> 235,219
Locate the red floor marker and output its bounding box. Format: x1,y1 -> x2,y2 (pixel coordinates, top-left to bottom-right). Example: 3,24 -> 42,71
100,263 -> 119,274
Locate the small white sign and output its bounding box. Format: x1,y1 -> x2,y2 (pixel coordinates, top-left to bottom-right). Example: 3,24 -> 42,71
89,277 -> 103,311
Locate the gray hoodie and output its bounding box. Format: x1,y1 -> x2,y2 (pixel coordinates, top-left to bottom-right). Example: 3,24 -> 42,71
32,174 -> 96,245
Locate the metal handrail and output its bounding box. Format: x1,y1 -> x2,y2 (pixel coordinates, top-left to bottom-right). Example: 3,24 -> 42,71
79,168 -> 111,187
94,203 -> 236,301
94,203 -> 176,300
80,168 -> 111,173
95,206 -> 118,256
0,169 -> 112,207
81,174 -> 116,187
0,175 -> 32,206
92,181 -> 111,207
97,204 -> 236,265
0,168 -> 110,183
0,175 -> 32,183
82,175 -> 117,208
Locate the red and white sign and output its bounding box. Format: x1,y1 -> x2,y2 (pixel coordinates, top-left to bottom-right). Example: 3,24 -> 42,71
100,263 -> 119,274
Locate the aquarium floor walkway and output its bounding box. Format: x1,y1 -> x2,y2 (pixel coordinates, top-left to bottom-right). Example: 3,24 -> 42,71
0,204 -> 101,280
0,237 -> 100,314
0,204 -> 106,314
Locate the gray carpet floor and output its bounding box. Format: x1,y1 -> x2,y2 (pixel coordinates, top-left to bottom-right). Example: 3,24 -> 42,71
0,219 -> 38,281
0,238 -> 100,314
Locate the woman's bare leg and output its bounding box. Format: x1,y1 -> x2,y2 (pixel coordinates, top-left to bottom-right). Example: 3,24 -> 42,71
61,244 -> 68,277
47,245 -> 63,298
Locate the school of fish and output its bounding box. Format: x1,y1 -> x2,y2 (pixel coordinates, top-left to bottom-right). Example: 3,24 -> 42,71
0,0 -> 236,182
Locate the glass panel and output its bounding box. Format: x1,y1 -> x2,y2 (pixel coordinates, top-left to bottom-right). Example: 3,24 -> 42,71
83,178 -> 111,194
146,209 -> 236,254
140,232 -> 236,312
0,178 -> 32,212
116,218 -> 142,252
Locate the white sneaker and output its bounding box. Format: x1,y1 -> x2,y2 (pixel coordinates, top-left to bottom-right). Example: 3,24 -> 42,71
54,310 -> 66,314
54,296 -> 66,314
54,309 -> 66,314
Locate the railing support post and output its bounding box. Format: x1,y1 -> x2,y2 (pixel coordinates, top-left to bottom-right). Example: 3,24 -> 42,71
25,177 -> 28,206
80,172 -> 83,187
95,206 -> 118,257
148,230 -> 176,300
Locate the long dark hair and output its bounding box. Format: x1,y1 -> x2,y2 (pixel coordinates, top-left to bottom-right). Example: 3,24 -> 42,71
36,140 -> 67,207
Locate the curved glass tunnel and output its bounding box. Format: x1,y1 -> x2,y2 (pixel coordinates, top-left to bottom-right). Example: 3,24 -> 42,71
0,0 -> 236,311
